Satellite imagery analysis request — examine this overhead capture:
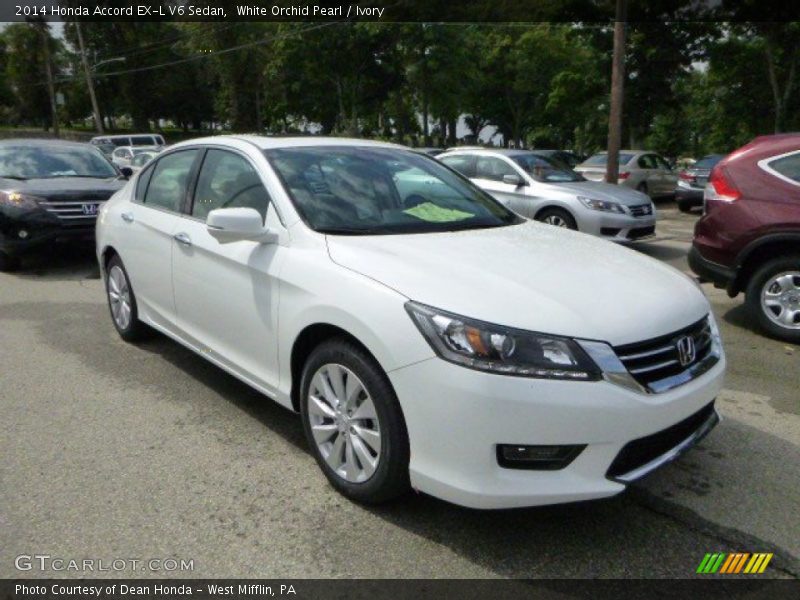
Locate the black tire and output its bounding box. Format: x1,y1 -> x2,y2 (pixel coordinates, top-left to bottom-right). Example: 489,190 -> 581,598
535,207 -> 578,231
677,199 -> 694,213
0,251 -> 21,272
105,254 -> 150,342
299,338 -> 410,504
745,255 -> 800,343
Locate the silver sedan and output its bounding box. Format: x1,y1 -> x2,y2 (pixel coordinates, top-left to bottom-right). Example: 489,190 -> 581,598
438,149 -> 656,242
575,150 -> 678,199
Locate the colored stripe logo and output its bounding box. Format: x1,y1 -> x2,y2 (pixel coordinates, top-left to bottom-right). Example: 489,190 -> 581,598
696,552 -> 773,574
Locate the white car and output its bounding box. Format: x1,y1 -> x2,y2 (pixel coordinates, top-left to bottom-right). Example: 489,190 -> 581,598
128,149 -> 160,173
96,136 -> 725,509
439,149 -> 657,242
111,145 -> 161,168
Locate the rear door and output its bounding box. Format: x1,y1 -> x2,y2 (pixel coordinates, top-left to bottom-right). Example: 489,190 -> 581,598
117,148 -> 200,331
171,147 -> 284,391
655,155 -> 677,195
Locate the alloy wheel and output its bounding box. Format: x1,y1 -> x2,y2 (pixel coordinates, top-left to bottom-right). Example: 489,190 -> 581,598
107,265 -> 132,330
761,271 -> 800,330
544,214 -> 568,227
306,364 -> 382,483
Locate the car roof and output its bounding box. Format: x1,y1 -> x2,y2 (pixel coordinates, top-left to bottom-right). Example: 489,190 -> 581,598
0,138 -> 93,150
442,148 -> 533,157
169,135 -> 406,152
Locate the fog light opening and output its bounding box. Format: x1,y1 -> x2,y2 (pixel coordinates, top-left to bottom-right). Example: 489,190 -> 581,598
496,444 -> 585,470
18,229 -> 29,239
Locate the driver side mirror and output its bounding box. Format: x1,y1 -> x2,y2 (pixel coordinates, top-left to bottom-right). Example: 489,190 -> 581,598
502,173 -> 526,187
206,208 -> 278,245
119,166 -> 133,179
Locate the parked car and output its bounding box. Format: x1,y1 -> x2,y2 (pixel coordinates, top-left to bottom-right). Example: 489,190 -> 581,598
530,149 -> 584,169
129,149 -> 160,173
111,145 -> 161,168
675,154 -> 725,213
438,149 -> 656,242
90,133 -> 166,153
0,139 -> 127,271
96,135 -> 724,509
690,134 -> 800,342
575,150 -> 678,199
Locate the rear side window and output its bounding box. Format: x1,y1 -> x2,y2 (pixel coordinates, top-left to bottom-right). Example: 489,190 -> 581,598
131,136 -> 155,146
768,153 -> 800,183
111,138 -> 130,147
192,149 -> 270,221
143,150 -> 199,212
440,155 -> 475,178
638,155 -> 657,169
475,156 -> 517,181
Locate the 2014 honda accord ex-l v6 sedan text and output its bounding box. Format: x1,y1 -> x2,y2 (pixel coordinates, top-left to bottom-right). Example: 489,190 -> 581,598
96,136 -> 725,509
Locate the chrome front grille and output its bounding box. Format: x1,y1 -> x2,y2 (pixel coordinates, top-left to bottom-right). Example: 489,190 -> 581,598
628,203 -> 653,217
614,316 -> 717,393
38,200 -> 103,226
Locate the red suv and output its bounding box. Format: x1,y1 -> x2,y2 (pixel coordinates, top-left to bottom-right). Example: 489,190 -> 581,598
690,134 -> 800,342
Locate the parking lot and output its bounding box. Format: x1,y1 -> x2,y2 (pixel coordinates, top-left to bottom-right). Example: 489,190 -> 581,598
1,203 -> 798,579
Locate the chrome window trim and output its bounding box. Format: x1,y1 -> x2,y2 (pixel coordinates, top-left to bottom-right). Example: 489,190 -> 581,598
757,149 -> 800,189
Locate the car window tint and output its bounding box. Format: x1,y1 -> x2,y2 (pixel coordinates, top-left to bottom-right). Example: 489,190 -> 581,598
655,156 -> 671,170
475,156 -> 517,181
131,136 -> 154,145
637,155 -> 656,169
143,149 -> 198,212
768,153 -> 800,183
135,164 -> 155,202
192,149 -> 270,221
440,155 -> 474,177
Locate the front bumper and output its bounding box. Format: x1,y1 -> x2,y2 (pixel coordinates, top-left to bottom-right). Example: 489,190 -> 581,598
0,207 -> 97,255
578,210 -> 657,243
389,354 -> 725,509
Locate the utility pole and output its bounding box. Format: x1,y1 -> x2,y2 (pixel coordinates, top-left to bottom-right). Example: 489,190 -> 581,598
75,21 -> 104,134
605,0 -> 627,184
29,19 -> 59,137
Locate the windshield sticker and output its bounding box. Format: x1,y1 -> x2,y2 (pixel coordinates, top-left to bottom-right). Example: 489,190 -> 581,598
403,202 -> 473,222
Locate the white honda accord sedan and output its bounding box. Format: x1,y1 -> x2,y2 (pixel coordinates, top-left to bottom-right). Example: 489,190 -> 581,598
96,136 -> 725,509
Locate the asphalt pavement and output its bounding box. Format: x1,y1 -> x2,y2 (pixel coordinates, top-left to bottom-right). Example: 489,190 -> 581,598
1,203 -> 798,579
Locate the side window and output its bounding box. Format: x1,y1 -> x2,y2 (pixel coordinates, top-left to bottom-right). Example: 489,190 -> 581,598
135,164 -> 155,202
143,149 -> 198,212
440,155 -> 475,178
192,149 -> 270,221
131,135 -> 154,146
475,156 -> 517,181
655,155 -> 671,170
768,153 -> 800,184
637,155 -> 656,169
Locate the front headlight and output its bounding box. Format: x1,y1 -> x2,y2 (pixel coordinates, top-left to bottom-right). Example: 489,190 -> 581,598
0,191 -> 40,209
577,196 -> 625,213
405,301 -> 601,380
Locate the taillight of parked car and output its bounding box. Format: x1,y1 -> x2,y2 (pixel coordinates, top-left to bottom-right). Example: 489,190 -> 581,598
679,171 -> 695,183
618,171 -> 630,180
704,166 -> 741,203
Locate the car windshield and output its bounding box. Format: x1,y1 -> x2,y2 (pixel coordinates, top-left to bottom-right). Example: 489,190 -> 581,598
0,145 -> 118,179
265,146 -> 520,235
584,153 -> 634,166
512,154 -> 584,183
693,155 -> 723,169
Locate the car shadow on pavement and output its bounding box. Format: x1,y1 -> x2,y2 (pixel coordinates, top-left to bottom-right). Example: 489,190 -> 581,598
9,242 -> 100,281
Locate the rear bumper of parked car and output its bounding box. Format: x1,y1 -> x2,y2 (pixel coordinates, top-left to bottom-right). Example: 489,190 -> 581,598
389,354 -> 725,509
688,245 -> 737,291
675,185 -> 704,206
580,211 -> 657,243
0,207 -> 97,256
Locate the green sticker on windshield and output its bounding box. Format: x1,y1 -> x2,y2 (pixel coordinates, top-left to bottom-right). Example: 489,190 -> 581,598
403,202 -> 473,222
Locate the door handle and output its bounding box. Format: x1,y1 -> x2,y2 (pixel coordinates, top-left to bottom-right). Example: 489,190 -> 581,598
173,232 -> 192,247
121,212 -> 134,223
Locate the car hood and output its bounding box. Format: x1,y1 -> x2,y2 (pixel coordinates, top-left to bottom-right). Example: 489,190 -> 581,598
544,180 -> 650,205
0,176 -> 124,200
326,221 -> 708,346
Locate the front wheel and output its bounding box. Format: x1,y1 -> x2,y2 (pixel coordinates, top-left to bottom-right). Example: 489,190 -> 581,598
300,338 -> 410,504
745,255 -> 800,343
535,207 -> 578,230
677,199 -> 695,213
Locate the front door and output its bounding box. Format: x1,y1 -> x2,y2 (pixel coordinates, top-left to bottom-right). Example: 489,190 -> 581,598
171,148 -> 284,392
